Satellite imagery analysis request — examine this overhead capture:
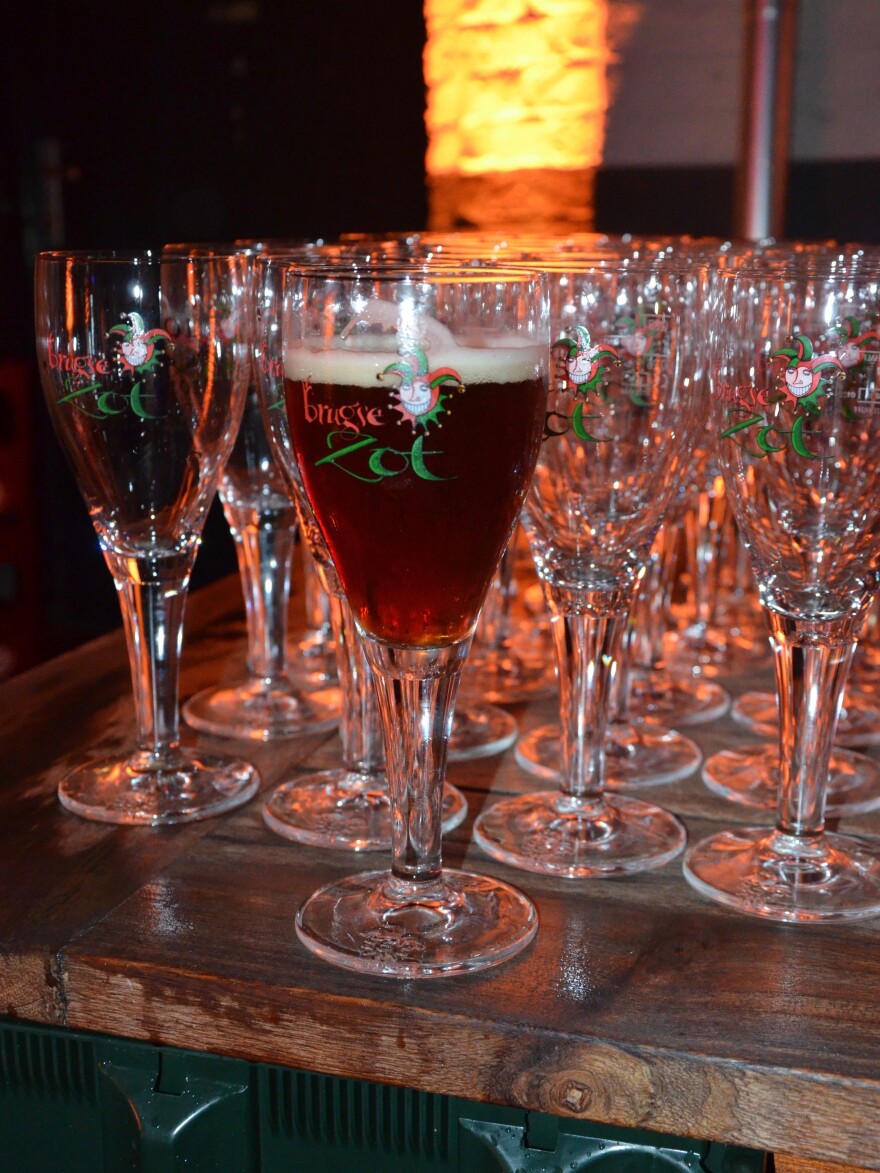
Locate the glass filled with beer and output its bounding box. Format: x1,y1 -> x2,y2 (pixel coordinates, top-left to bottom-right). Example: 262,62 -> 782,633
265,263 -> 550,977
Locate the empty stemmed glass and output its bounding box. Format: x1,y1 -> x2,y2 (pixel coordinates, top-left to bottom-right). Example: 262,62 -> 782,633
174,246 -> 340,742
35,250 -> 260,823
266,262 -> 549,976
511,268 -> 703,790
684,259 -> 880,920
474,260 -> 703,876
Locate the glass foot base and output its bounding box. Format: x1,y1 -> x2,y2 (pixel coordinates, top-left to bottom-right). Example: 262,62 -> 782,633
731,690 -> 880,748
183,680 -> 340,741
263,774 -> 468,851
701,741 -> 880,817
295,868 -> 538,978
683,826 -> 880,922
448,703 -> 518,762
288,634 -> 338,690
473,792 -> 686,877
664,624 -> 769,678
58,749 -> 260,825
629,673 -> 731,727
462,646 -> 555,705
515,722 -> 702,787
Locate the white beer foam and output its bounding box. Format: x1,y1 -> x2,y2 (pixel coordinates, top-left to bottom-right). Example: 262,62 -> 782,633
285,337 -> 545,388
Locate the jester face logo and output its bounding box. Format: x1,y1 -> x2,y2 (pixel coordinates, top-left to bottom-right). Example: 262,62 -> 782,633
615,311 -> 661,358
400,375 -> 434,417
109,312 -> 172,374
378,347 -> 464,430
772,334 -> 844,409
554,325 -> 618,398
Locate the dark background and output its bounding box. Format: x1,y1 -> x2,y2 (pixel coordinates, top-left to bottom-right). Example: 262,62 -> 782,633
0,0 -> 431,672
1,0 -> 878,676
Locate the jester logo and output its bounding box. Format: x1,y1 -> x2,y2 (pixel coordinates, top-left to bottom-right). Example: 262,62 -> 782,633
109,312 -> 171,374
554,325 -> 618,398
772,334 -> 844,409
377,347 -> 464,430
615,310 -> 661,358
832,316 -> 880,370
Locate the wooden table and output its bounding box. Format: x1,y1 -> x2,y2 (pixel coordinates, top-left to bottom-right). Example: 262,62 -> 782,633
2,574 -> 880,1172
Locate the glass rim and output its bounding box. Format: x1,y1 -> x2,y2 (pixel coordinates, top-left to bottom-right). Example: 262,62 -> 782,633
161,242 -> 253,257
36,249 -> 161,263
269,259 -> 549,283
259,252 -> 705,275
717,258 -> 880,281
516,256 -> 710,274
34,249 -> 242,264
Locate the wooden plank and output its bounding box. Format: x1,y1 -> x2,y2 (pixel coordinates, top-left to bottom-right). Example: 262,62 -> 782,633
56,806 -> 880,1166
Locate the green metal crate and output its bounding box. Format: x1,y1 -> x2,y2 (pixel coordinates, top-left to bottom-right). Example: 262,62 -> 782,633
0,1019 -> 766,1173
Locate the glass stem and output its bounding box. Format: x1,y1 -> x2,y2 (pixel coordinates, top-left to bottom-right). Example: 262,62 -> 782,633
610,616 -> 636,723
685,474 -> 729,637
327,593 -> 385,774
107,551 -> 191,768
633,524 -> 679,672
545,585 -> 630,801
225,502 -> 297,684
768,611 -> 861,838
362,639 -> 469,883
630,550 -> 660,674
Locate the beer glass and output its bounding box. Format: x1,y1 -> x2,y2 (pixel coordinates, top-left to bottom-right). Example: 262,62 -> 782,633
35,251 -> 259,823
154,244 -> 338,742
474,261 -> 704,876
268,263 -> 549,976
684,260 -> 880,920
511,257 -> 704,789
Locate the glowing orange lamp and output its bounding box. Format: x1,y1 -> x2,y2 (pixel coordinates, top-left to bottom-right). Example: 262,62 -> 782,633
423,0 -> 610,230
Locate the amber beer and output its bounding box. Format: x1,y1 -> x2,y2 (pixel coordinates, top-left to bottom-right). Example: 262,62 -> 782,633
284,341 -> 546,646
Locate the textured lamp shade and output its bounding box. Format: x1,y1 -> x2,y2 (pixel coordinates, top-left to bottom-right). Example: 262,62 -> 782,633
424,0 -> 610,230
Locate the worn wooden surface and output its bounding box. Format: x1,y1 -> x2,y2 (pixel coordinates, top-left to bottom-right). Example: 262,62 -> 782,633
2,573 -> 880,1170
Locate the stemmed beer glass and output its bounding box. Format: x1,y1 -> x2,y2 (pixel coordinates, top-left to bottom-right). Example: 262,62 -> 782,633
173,245 -> 340,742
512,258 -> 704,790
684,260 -> 880,920
474,260 -> 703,876
266,263 -> 549,976
35,251 -> 260,823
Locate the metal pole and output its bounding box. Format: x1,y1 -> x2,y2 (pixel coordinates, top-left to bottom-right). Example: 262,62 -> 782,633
735,0 -> 799,240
